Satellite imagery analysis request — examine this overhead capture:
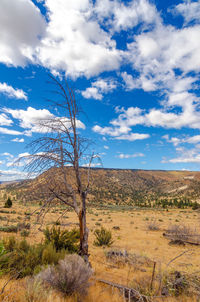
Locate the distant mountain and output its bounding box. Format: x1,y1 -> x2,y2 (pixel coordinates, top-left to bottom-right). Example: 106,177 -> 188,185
0,179 -> 25,185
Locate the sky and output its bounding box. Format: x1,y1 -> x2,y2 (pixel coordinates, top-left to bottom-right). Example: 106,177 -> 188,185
1,0 -> 200,181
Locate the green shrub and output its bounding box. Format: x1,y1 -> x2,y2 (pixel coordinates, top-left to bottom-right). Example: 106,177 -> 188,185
0,242 -> 5,256
0,225 -> 18,233
0,237 -> 67,278
94,227 -> 113,247
41,244 -> 65,265
20,230 -> 30,237
44,226 -> 79,253
192,202 -> 199,210
3,236 -> 16,252
4,197 -> 12,208
0,210 -> 9,214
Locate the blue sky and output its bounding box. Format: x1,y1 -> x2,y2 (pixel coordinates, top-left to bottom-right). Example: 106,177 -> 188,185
1,0 -> 200,180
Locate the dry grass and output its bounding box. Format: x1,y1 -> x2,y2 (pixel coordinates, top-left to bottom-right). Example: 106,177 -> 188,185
0,197 -> 200,301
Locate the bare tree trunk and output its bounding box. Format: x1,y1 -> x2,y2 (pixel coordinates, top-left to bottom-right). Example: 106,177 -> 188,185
78,192 -> 89,263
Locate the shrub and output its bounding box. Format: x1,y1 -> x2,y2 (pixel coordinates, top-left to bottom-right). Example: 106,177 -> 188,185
165,224 -> 200,244
44,226 -> 79,253
41,244 -> 65,265
0,242 -> 5,256
113,226 -> 120,230
38,254 -> 92,296
94,227 -> 113,247
0,238 -> 67,278
0,225 -> 18,233
3,236 -> 16,252
20,230 -> 30,237
0,210 -> 9,214
4,197 -> 12,208
192,202 -> 199,210
146,219 -> 160,231
24,276 -> 49,302
18,222 -> 31,231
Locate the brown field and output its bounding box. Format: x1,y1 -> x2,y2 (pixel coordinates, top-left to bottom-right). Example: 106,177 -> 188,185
0,197 -> 200,302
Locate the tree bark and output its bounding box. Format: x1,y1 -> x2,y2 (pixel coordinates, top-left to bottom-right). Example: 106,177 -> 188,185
78,193 -> 89,263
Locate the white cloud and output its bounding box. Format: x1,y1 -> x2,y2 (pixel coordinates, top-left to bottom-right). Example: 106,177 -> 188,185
103,104 -> 200,130
82,87 -> 102,100
171,0 -> 200,24
0,169 -> 30,181
163,145 -> 200,164
163,134 -> 200,146
93,124 -> 149,141
0,0 -> 160,78
0,127 -> 23,136
6,152 -> 30,168
0,114 -> 13,126
5,107 -> 54,130
95,0 -> 160,32
117,152 -> 144,159
82,78 -> 117,100
0,0 -> 45,66
37,0 -> 121,78
4,106 -> 85,135
93,124 -> 130,136
124,22 -> 200,128
82,162 -> 101,167
104,145 -> 109,149
127,24 -> 200,87
162,135 -> 181,146
0,82 -> 27,100
11,138 -> 25,143
115,133 -> 150,141
1,153 -> 14,158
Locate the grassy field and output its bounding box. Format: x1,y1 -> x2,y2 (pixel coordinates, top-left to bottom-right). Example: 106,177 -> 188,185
0,197 -> 199,301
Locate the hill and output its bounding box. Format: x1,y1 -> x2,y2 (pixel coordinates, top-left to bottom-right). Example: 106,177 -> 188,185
1,168 -> 200,208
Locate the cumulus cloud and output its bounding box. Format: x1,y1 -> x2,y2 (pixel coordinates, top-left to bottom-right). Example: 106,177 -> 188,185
171,0 -> 200,24
93,124 -> 149,141
3,106 -> 85,135
82,162 -> 102,167
127,24 -> 200,88
123,20 -> 200,128
101,103 -> 200,131
1,152 -> 14,158
37,0 -> 121,78
0,0 -> 160,78
163,134 -> 200,146
0,82 -> 27,100
115,133 -> 149,141
0,169 -> 30,181
0,0 -> 45,66
0,114 -> 13,126
11,138 -> 25,143
163,145 -> 200,164
1,0 -> 200,148
5,107 -> 54,132
95,0 -> 160,32
6,152 -> 30,168
117,152 -> 144,159
0,127 -> 23,136
82,78 -> 117,100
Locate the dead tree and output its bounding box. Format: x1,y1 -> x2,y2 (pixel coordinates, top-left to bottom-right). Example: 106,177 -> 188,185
24,76 -> 95,263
